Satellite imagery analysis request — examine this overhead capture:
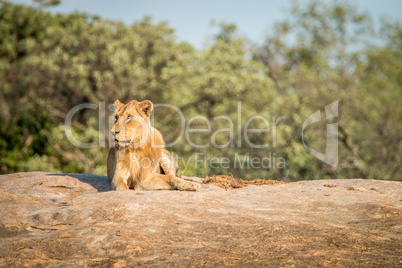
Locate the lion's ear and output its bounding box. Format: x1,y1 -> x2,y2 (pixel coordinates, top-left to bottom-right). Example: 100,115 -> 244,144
138,100 -> 153,117
114,99 -> 124,110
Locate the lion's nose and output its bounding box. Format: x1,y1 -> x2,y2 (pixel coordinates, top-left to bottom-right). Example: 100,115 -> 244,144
111,130 -> 120,137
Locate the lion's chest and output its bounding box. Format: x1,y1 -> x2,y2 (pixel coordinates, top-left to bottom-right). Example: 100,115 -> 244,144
126,153 -> 159,182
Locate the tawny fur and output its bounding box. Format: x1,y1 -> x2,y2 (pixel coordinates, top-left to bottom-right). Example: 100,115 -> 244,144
107,99 -> 199,191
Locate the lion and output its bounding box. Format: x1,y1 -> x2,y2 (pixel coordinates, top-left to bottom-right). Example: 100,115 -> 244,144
107,99 -> 199,192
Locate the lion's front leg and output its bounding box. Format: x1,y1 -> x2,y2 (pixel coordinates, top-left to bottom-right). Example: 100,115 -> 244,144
138,174 -> 199,192
160,149 -> 178,176
108,147 -> 131,191
112,178 -> 129,191
111,175 -> 129,191
136,173 -> 172,191
168,175 -> 200,191
111,168 -> 130,191
157,150 -> 199,191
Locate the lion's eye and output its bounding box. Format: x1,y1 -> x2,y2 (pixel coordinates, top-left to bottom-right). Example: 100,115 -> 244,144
127,115 -> 133,121
115,116 -> 118,122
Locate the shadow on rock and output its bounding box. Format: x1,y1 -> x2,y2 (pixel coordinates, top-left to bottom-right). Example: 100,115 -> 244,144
48,173 -> 112,192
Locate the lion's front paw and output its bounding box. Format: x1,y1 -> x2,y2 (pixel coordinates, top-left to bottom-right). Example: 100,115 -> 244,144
112,181 -> 129,191
178,181 -> 200,192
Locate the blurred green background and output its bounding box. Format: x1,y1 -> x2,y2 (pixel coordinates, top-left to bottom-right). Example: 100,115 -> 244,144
0,0 -> 401,181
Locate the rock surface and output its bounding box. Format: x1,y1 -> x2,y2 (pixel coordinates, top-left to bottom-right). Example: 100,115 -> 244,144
0,172 -> 401,267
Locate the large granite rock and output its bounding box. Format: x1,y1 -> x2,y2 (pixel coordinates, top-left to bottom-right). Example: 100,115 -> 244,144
0,172 -> 401,267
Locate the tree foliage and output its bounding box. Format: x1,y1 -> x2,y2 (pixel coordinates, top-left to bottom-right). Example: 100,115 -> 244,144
0,0 -> 401,181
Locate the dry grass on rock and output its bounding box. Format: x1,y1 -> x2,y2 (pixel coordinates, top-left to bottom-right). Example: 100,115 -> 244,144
203,175 -> 286,189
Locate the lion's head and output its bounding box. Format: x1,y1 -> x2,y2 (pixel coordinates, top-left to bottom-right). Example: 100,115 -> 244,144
111,99 -> 153,148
